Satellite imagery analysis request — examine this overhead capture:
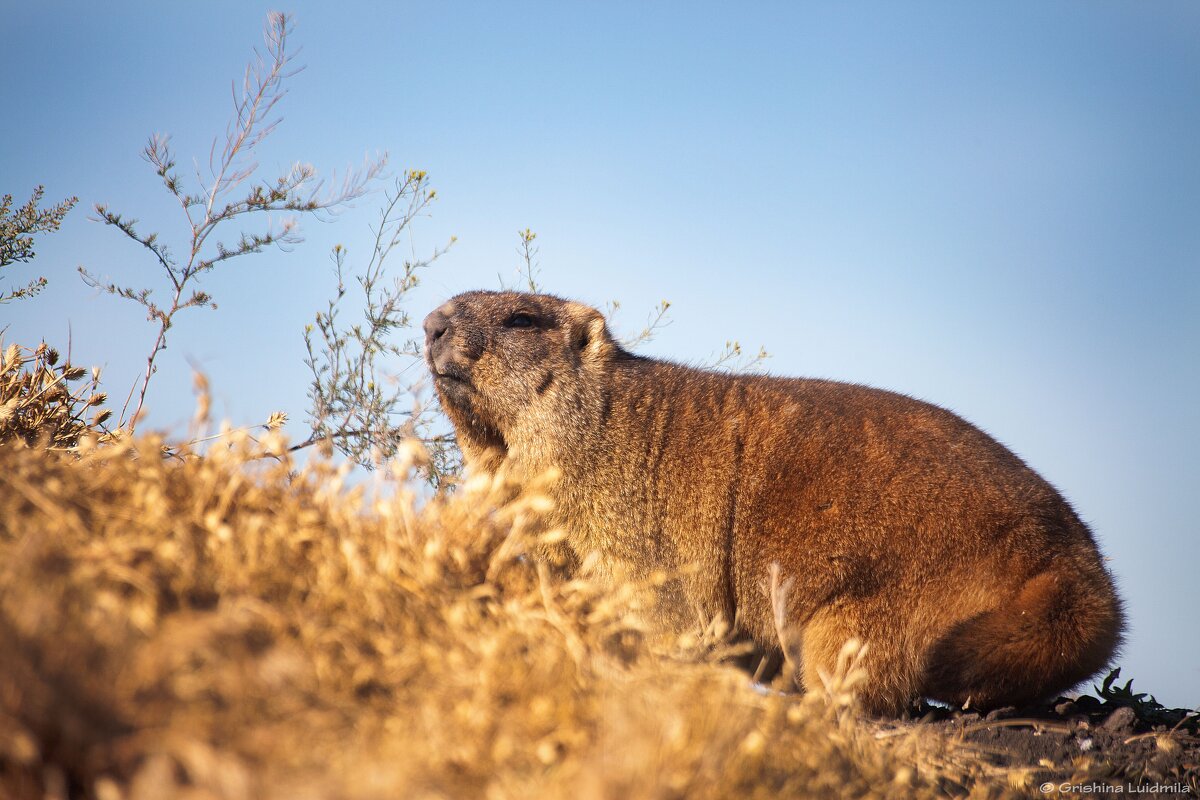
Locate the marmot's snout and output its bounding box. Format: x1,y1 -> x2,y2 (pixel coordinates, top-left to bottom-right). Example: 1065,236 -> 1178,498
423,305 -> 477,397
423,306 -> 452,368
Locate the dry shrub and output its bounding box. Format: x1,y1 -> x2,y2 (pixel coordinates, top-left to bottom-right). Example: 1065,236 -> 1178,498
1,431 -> 1014,800
0,342 -> 109,450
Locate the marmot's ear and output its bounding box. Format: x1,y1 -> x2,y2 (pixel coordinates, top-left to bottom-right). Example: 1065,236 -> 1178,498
565,302 -> 613,360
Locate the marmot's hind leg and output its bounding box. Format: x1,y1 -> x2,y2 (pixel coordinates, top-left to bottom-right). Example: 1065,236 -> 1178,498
921,570 -> 1122,710
799,608 -> 924,716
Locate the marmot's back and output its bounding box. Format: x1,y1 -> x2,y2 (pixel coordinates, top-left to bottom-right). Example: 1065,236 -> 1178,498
425,290 -> 1124,714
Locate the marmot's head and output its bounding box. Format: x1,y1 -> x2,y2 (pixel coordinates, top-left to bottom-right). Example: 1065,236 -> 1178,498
424,291 -> 615,458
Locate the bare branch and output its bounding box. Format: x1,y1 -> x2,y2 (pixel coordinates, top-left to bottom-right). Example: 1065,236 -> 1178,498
92,204 -> 179,289
203,12 -> 299,225
620,299 -> 672,349
303,171 -> 455,479
81,12 -> 387,434
516,228 -> 540,292
708,340 -> 771,373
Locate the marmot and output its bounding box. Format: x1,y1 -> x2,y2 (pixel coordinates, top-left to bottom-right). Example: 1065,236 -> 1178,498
424,290 -> 1123,714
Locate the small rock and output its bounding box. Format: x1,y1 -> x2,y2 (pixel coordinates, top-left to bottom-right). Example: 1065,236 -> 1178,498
1054,700 -> 1078,717
985,706 -> 1017,721
1102,705 -> 1137,732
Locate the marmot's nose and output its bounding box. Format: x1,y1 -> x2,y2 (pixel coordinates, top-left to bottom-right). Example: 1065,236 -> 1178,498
423,308 -> 452,360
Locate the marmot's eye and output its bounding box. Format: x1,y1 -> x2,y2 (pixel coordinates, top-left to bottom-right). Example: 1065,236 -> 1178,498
505,312 -> 536,329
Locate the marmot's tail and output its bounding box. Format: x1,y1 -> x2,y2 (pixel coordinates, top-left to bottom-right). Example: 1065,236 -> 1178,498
922,567 -> 1124,709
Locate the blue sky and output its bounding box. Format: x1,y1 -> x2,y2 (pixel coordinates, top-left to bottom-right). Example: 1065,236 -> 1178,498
3,2 -> 1197,708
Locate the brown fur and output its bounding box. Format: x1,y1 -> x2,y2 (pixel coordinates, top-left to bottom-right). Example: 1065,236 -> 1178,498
424,290 -> 1124,715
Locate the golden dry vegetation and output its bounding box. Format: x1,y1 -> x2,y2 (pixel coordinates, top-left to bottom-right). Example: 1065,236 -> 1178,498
0,424 -> 1177,799
0,343 -> 109,451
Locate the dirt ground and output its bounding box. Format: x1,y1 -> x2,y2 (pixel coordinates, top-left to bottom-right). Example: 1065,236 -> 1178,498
884,689 -> 1200,796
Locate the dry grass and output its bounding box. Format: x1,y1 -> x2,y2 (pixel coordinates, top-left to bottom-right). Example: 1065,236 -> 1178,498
0,342 -> 109,451
1,428 -> 1091,799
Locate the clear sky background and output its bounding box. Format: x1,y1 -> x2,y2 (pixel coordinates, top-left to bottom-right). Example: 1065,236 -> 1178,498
3,2 -> 1197,708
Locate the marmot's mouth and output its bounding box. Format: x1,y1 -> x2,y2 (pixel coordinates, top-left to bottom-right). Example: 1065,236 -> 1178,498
432,364 -> 472,386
